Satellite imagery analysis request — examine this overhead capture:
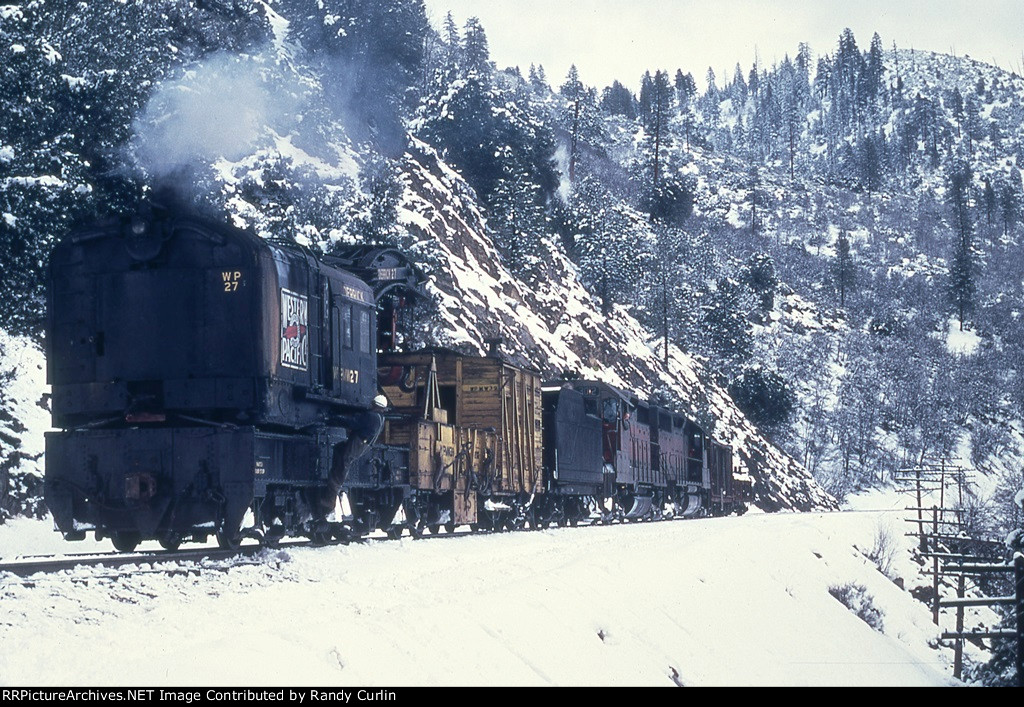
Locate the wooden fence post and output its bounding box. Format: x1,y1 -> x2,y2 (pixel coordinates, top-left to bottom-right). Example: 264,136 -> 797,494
1016,553 -> 1022,688
954,574 -> 964,680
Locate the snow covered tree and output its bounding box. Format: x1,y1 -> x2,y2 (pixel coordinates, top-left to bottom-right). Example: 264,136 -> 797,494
777,55 -> 808,181
728,365 -> 795,436
559,65 -> 602,186
982,176 -> 997,226
462,16 -> 492,78
601,80 -> 637,119
730,63 -> 748,104
865,32 -> 885,110
741,252 -> 778,312
675,69 -> 699,150
489,159 -> 547,278
0,0 -> 274,334
1000,173 -> 1022,236
645,70 -> 674,183
699,277 -> 754,375
858,129 -> 886,195
832,231 -> 856,307
528,63 -> 549,94
279,0 -> 430,155
700,67 -> 720,125
417,15 -> 557,213
566,177 -> 647,316
349,155 -> 403,246
947,160 -> 976,329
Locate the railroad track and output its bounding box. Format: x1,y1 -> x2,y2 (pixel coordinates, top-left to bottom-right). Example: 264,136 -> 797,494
0,509 -> 741,580
0,543 -> 272,579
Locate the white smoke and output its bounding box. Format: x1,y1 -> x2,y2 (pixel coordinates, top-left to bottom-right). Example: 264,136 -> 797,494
554,140 -> 572,203
133,50 -> 300,181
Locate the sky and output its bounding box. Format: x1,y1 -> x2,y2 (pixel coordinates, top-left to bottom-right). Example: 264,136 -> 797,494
421,0 -> 1024,91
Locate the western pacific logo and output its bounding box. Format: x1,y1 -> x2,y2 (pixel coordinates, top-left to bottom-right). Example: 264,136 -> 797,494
280,288 -> 309,371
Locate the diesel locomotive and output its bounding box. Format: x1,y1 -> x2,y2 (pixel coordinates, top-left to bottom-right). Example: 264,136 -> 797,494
43,203 -> 750,551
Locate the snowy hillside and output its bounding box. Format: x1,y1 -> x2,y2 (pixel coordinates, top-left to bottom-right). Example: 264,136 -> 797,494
0,494 -> 963,686
392,139 -> 833,511
8,2 -> 1024,529
641,43 -> 1024,516
3,0 -> 1024,687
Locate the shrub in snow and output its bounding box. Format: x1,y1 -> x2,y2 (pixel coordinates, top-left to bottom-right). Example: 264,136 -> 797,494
967,607 -> 1019,686
740,252 -> 778,312
862,521 -> 898,580
828,582 -> 885,632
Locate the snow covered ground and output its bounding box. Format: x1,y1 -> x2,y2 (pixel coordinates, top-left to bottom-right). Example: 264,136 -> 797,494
0,492 -> 965,687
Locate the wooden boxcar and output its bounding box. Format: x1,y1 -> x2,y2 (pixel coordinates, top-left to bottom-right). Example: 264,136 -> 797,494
377,349 -> 543,529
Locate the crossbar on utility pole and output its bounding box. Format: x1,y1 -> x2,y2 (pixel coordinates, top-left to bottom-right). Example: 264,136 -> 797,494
945,563 -> 1015,574
940,596 -> 1016,608
941,631 -> 1017,640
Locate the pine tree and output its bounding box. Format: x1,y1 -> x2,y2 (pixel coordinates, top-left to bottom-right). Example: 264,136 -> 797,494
748,166 -> 762,233
418,53 -> 558,211
280,0 -> 429,155
560,65 -> 586,185
859,130 -> 885,195
601,80 -> 636,119
728,366 -> 795,433
674,70 -> 698,150
865,32 -> 885,109
568,177 -> 645,317
638,71 -> 654,125
983,177 -> 997,226
440,12 -> 461,79
747,60 -> 759,101
0,0 -> 272,333
644,70 -> 674,210
911,94 -> 941,165
950,87 -> 965,140
350,155 -> 403,246
700,67 -> 720,124
962,93 -> 984,158
741,252 -> 778,311
1000,174 -> 1022,237
947,161 -> 976,330
489,160 -> 547,278
832,231 -> 856,307
699,277 -> 753,375
779,55 -> 806,181
731,63 -> 748,104
462,16 -> 492,78
530,64 -> 548,93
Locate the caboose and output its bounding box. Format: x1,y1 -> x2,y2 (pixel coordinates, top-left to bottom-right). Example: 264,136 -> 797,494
44,201 -> 422,550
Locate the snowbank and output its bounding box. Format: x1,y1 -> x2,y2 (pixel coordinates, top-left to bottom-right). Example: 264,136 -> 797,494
0,507 -> 957,686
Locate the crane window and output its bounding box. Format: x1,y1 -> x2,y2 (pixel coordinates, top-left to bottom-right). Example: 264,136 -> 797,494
602,398 -> 620,423
359,310 -> 371,353
342,306 -> 353,350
